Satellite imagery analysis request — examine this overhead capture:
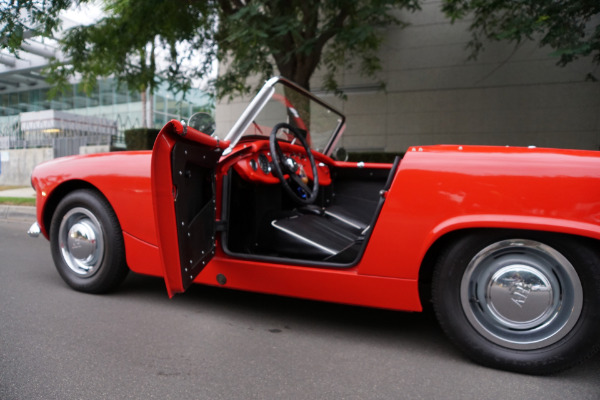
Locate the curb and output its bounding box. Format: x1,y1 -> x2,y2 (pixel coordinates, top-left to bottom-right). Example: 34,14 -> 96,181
0,205 -> 36,221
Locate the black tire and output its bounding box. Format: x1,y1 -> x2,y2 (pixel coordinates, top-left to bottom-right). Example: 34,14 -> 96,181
432,230 -> 600,374
50,189 -> 128,293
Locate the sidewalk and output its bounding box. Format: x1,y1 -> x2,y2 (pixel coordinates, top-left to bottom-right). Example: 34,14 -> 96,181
0,187 -> 36,198
0,187 -> 37,221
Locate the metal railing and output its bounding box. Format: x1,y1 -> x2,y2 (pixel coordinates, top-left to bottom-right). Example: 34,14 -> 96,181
1,121 -> 115,160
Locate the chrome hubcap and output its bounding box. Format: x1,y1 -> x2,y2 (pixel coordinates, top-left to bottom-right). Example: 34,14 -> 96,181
487,265 -> 555,329
461,239 -> 583,350
58,207 -> 104,277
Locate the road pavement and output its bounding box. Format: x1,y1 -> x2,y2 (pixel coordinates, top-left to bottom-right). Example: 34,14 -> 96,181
1,219 -> 599,399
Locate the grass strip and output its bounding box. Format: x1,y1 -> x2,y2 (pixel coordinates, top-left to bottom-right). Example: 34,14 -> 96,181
0,197 -> 36,206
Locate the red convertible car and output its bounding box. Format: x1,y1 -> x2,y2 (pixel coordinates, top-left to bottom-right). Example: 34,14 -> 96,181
29,77 -> 600,374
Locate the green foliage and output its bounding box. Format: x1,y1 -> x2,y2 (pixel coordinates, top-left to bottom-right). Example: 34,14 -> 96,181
1,0 -> 420,100
124,128 -> 161,150
0,0 -> 70,53
0,197 -> 36,206
47,0 -> 215,98
4,0 -> 598,101
442,0 -> 600,69
215,0 -> 421,97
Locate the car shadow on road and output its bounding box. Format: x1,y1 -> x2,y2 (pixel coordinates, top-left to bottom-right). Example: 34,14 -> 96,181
118,272 -> 450,344
117,272 -> 600,378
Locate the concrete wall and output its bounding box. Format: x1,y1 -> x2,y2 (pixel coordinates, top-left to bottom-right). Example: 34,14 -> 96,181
0,148 -> 53,186
0,145 -> 110,186
216,0 -> 600,152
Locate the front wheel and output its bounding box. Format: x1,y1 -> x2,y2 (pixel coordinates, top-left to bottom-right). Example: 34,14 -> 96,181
50,190 -> 128,293
432,231 -> 600,374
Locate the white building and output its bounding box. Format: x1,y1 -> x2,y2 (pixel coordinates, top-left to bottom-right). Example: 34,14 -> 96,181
217,2 -> 600,153
0,38 -> 212,149
0,36 -> 212,185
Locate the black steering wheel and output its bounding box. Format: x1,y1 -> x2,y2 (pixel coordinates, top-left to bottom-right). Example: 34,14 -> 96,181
269,122 -> 319,205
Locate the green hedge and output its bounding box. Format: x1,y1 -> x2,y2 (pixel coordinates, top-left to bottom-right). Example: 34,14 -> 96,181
347,152 -> 402,163
125,128 -> 161,150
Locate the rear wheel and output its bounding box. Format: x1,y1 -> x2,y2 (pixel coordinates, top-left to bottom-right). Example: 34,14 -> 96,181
432,230 -> 600,374
50,190 -> 128,293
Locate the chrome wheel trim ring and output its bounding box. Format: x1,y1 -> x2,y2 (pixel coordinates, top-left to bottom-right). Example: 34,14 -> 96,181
58,207 -> 105,277
460,239 -> 583,350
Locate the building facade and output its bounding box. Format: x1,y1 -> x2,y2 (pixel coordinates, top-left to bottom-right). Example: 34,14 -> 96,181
217,2 -> 600,153
0,78 -> 212,148
0,37 -> 212,185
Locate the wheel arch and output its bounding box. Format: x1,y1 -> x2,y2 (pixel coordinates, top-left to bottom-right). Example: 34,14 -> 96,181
41,180 -> 112,239
417,227 -> 600,309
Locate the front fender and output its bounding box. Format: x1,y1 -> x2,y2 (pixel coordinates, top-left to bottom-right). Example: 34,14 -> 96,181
31,152 -> 155,244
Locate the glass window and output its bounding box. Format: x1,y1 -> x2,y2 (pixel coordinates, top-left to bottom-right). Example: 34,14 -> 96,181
155,95 -> 166,114
167,99 -> 178,116
129,90 -> 141,102
115,83 -> 129,104
99,80 -> 114,106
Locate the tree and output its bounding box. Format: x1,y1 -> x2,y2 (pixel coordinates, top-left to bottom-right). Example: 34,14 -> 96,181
442,0 -> 600,73
214,0 -> 420,97
47,0 -> 214,126
1,0 -> 421,100
0,0 -> 69,51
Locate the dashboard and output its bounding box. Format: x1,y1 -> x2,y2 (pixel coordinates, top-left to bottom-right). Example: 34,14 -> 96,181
233,149 -> 332,185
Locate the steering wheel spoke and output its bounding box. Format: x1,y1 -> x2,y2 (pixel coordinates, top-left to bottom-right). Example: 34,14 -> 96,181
269,122 -> 319,205
289,173 -> 312,196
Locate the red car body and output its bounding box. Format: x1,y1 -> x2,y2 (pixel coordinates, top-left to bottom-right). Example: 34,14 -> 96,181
31,140 -> 600,306
29,77 -> 600,374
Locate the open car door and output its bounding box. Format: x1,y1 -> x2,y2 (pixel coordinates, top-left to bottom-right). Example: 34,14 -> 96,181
151,120 -> 229,297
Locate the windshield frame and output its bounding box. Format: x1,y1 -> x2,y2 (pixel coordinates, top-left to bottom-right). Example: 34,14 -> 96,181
223,77 -> 346,157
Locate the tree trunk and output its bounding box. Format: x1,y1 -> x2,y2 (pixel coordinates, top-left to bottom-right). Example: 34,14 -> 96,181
141,89 -> 147,128
148,91 -> 154,128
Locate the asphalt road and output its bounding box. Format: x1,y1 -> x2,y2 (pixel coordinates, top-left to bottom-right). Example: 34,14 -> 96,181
1,219 -> 599,399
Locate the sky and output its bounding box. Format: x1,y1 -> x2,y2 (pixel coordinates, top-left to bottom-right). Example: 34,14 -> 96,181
59,1 -> 104,29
